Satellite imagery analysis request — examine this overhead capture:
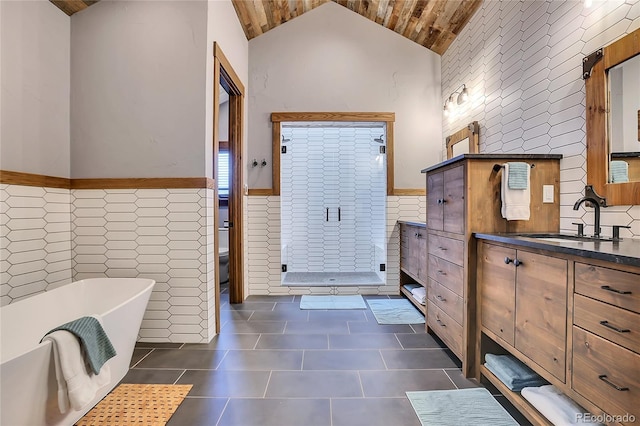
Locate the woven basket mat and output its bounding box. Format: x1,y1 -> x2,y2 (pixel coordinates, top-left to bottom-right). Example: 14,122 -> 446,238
76,384 -> 193,426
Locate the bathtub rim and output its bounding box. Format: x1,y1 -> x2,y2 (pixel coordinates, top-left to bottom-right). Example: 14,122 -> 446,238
0,277 -> 155,365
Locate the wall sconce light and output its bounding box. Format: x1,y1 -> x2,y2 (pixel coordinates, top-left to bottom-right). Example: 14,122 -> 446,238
443,84 -> 469,117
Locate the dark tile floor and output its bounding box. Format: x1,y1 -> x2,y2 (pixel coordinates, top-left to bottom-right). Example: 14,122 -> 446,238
123,286 -> 530,425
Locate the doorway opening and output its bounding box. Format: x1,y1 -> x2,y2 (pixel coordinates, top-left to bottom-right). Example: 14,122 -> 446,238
213,43 -> 244,333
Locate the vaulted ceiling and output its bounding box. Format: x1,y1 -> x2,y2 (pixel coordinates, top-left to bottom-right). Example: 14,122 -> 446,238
49,0 -> 482,55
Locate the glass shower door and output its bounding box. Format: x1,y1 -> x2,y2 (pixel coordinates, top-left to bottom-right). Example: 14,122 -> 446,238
280,122 -> 386,287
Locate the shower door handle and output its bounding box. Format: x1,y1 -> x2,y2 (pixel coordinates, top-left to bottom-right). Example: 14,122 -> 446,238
326,208 -> 329,222
338,207 -> 341,221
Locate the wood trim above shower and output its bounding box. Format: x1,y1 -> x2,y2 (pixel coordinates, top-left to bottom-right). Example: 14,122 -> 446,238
271,112 -> 395,122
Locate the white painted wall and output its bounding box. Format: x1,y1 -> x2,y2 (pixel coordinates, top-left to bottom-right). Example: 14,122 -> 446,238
0,0 -> 70,177
70,0 -> 208,178
442,0 -> 640,238
248,2 -> 441,190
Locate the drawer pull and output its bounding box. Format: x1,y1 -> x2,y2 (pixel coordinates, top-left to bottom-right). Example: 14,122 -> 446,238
438,246 -> 447,251
504,257 -> 513,264
600,285 -> 632,295
436,319 -> 446,327
437,270 -> 446,275
599,320 -> 630,333
598,375 -> 629,391
436,295 -> 446,302
513,259 -> 523,267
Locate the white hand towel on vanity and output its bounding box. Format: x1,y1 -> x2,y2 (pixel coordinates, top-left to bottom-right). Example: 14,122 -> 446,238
501,162 -> 531,221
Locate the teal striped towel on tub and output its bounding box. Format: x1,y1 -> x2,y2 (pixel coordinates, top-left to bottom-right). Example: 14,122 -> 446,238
42,316 -> 116,374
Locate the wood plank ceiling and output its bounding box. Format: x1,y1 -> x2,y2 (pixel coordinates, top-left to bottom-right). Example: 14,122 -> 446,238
231,0 -> 483,55
50,0 -> 98,16
49,0 -> 482,55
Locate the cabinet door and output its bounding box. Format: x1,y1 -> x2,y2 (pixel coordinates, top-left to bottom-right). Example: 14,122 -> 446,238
443,165 -> 465,235
480,243 -> 516,346
515,250 -> 568,381
406,226 -> 421,277
416,231 -> 427,280
427,172 -> 444,231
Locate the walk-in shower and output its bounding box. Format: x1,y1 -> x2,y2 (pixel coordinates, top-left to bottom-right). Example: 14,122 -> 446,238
280,121 -> 387,287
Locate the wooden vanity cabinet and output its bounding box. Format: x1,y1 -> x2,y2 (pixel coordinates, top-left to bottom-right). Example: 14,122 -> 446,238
478,237 -> 640,425
422,154 -> 561,377
478,241 -> 567,382
571,263 -> 640,424
399,222 -> 427,314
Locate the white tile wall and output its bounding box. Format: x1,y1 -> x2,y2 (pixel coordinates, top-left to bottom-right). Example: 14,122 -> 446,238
280,126 -> 387,274
246,195 -> 425,295
442,0 -> 640,238
71,188 -> 215,343
0,184 -> 72,306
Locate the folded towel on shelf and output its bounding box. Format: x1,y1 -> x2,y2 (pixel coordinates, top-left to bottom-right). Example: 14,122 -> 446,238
507,162 -> 530,189
501,162 -> 531,221
610,160 -> 629,183
43,316 -> 116,374
42,330 -> 111,413
484,353 -> 546,391
521,385 -> 604,425
411,287 -> 426,305
403,283 -> 422,292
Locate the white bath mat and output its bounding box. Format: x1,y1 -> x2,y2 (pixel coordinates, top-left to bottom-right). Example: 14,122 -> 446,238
299,295 -> 367,309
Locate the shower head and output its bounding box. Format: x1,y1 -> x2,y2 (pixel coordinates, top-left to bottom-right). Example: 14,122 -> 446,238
374,134 -> 384,143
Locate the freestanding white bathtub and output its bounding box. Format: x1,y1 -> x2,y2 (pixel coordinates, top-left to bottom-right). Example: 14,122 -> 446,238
0,278 -> 155,426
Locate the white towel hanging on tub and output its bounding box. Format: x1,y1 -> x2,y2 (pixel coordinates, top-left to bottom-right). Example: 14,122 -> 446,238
42,329 -> 111,413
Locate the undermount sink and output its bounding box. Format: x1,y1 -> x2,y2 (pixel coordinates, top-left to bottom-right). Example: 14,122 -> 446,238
519,233 -> 615,243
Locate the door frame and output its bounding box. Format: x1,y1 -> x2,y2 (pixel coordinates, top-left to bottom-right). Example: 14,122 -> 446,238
213,43 -> 245,333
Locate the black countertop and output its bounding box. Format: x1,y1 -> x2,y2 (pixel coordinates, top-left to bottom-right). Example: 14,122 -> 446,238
475,233 -> 640,268
611,152 -> 640,158
397,220 -> 426,227
421,154 -> 563,173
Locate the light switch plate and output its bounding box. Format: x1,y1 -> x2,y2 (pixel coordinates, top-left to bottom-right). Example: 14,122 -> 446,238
543,185 -> 554,203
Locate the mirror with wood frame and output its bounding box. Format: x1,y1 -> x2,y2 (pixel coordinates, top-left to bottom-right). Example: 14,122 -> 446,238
446,121 -> 479,159
585,28 -> 640,205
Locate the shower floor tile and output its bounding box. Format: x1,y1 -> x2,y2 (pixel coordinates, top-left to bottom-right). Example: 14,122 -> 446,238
282,271 -> 385,286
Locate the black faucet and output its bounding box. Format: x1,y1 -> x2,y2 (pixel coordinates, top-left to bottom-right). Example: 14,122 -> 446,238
573,185 -> 607,239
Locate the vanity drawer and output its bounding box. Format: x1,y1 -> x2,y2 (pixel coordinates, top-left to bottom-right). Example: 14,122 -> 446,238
427,300 -> 463,358
428,255 -> 464,296
428,234 -> 464,267
572,327 -> 640,423
574,294 -> 640,354
575,263 -> 640,314
427,278 -> 463,325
